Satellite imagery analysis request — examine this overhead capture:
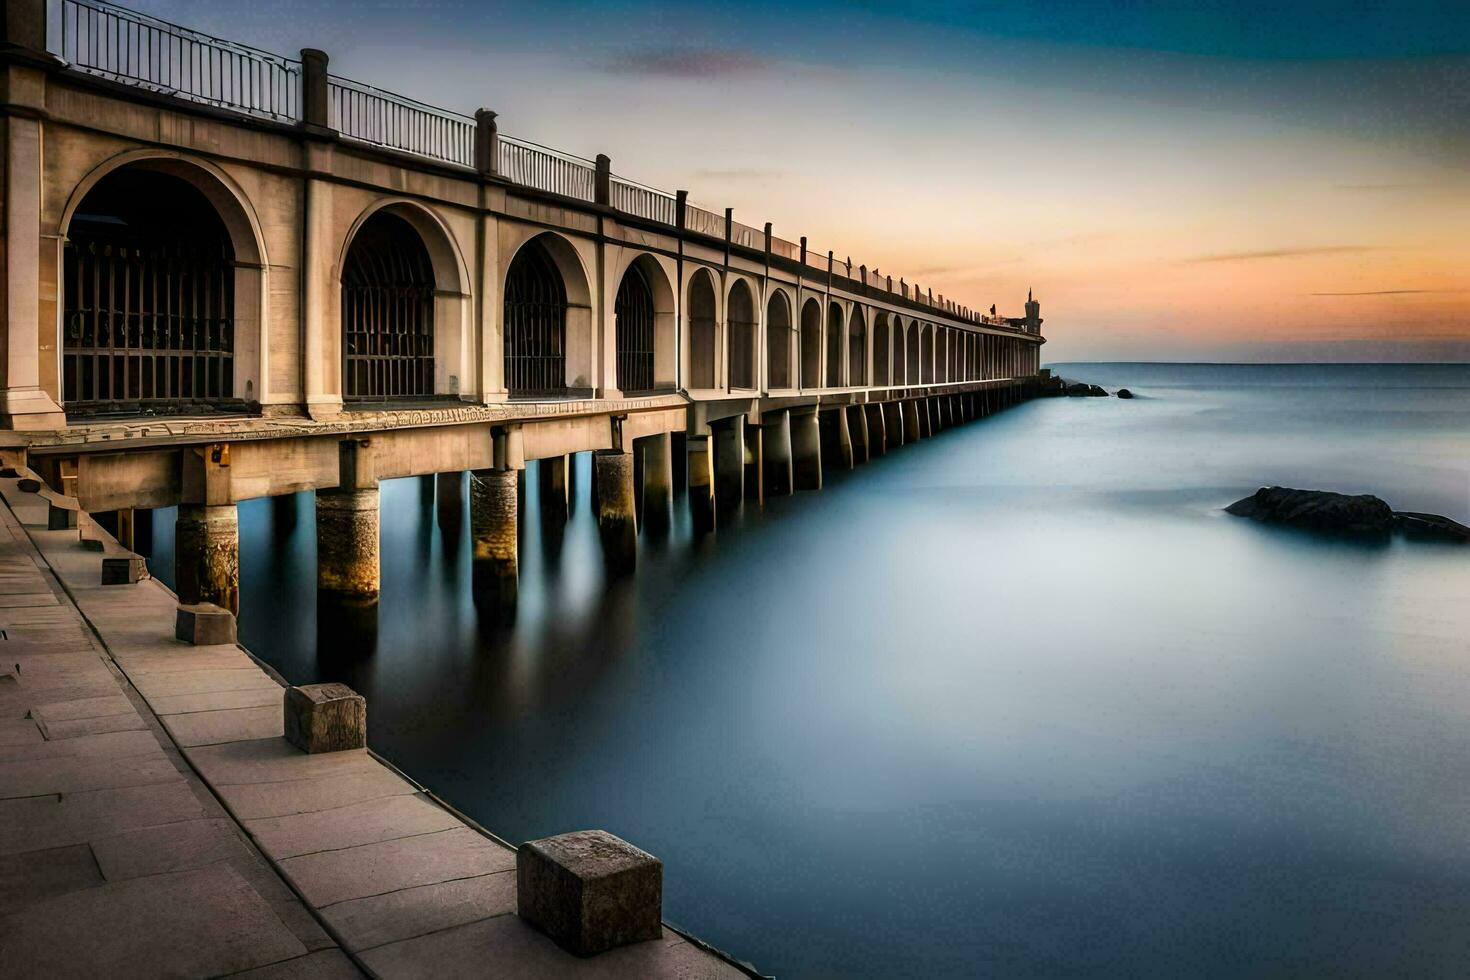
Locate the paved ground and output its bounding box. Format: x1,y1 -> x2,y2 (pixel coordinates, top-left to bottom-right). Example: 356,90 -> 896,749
0,473 -> 754,978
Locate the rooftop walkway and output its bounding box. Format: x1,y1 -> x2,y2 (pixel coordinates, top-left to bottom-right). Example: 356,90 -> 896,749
0,472 -> 753,978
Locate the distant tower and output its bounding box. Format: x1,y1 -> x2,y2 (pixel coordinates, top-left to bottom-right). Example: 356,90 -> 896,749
1024,288 -> 1041,334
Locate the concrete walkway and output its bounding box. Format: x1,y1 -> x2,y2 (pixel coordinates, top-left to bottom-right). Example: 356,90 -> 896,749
0,474 -> 754,978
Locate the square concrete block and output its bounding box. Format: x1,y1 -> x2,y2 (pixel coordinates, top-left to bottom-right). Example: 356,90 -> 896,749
175,603 -> 237,645
283,684 -> 366,754
517,830 -> 662,956
0,467 -> 19,478
80,538 -> 105,552
17,478 -> 41,493
48,501 -> 79,530
102,556 -> 148,585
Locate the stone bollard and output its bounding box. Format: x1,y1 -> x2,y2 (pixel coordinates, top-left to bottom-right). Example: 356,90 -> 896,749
517,830 -> 663,957
102,556 -> 148,585
283,683 -> 366,754
17,478 -> 40,493
175,602 -> 237,645
48,499 -> 79,530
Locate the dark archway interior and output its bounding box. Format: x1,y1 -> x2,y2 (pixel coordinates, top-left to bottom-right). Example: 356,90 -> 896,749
504,238 -> 568,397
689,271 -> 717,389
64,168 -> 236,414
728,281 -> 756,390
342,210 -> 436,402
800,300 -> 822,389
826,303 -> 844,387
615,264 -> 655,393
767,293 -> 792,389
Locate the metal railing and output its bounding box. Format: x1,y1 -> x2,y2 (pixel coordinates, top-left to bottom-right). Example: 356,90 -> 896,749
771,236 -> 800,261
54,0 -> 299,122
327,75 -> 475,168
730,220 -> 763,250
496,137 -> 596,202
610,178 -> 676,225
684,205 -> 724,238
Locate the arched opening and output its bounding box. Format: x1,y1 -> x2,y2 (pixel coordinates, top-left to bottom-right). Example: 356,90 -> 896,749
906,322 -> 920,384
937,329 -> 949,383
63,167 -> 240,414
688,269 -> 718,389
892,319 -> 907,386
874,314 -> 890,386
920,324 -> 934,383
341,211 -> 435,402
728,279 -> 756,390
504,238 -> 567,397
848,307 -> 867,387
766,291 -> 792,389
800,298 -> 822,389
825,302 -> 844,387
615,263 -> 655,393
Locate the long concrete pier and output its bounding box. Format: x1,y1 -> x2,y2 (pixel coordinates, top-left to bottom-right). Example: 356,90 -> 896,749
0,471 -> 752,978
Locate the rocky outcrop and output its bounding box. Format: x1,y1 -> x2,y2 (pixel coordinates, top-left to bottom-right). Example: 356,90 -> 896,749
1226,487 -> 1394,534
1116,389 -> 1133,399
1064,382 -> 1110,397
1227,487 -> 1467,542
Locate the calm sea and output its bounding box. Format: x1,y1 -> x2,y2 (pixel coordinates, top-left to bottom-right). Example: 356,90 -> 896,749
146,363 -> 1470,978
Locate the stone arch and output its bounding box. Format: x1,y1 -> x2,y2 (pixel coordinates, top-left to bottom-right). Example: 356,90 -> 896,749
58,152 -> 267,412
891,317 -> 907,386
338,199 -> 471,402
613,252 -> 675,393
917,324 -> 931,384
825,301 -> 845,387
766,288 -> 793,390
848,306 -> 868,387
727,277 -> 757,391
800,297 -> 822,389
503,232 -> 594,396
687,267 -> 719,389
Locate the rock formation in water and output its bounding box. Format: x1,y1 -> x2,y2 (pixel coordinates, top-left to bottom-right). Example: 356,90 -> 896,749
1226,486 -> 1468,542
1116,389 -> 1133,399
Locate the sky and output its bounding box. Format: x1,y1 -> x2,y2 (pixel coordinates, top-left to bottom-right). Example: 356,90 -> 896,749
140,0 -> 1470,362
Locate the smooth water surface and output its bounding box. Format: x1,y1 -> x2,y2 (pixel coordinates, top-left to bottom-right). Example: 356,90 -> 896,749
148,363 -> 1470,978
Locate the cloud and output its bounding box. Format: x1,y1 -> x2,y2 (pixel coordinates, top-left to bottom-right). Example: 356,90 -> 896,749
1182,245 -> 1387,264
1310,288 -> 1465,296
604,46 -> 770,79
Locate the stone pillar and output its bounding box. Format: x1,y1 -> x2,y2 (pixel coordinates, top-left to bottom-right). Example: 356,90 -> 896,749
865,403 -> 887,456
712,416 -> 745,515
686,436 -> 715,531
905,399 -> 922,441
115,509 -> 136,551
847,404 -> 869,464
763,410 -> 794,498
820,408 -> 852,471
593,451 -> 636,572
317,440 -> 378,600
469,468 -> 517,608
538,455 -> 569,523
639,433 -> 673,532
436,471 -> 463,525
883,402 -> 904,449
742,418 -> 764,506
176,504 -> 239,615
791,410 -> 822,491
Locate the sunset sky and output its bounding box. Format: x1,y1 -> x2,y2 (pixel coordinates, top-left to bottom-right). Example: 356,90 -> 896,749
150,0 -> 1470,362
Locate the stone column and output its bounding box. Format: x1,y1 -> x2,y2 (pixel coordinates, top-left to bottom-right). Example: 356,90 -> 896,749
538,455 -> 569,523
906,399 -> 924,441
436,471 -> 463,525
317,440 -> 378,600
176,505 -> 240,615
639,433 -> 673,532
865,403 -> 887,456
593,450 -> 636,572
469,468 -> 518,608
883,402 -> 904,449
791,410 -> 823,491
712,416 -> 745,515
742,418 -> 764,506
763,410 -> 794,498
847,404 -> 869,463
820,408 -> 852,471
686,435 -> 715,531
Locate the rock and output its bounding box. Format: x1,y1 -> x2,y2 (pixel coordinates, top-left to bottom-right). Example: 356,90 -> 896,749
1394,511 -> 1470,543
1065,382 -> 1090,397
1117,388 -> 1133,399
1225,486 -> 1394,534
517,830 -> 663,957
1088,385 -> 1107,396
283,683 -> 366,754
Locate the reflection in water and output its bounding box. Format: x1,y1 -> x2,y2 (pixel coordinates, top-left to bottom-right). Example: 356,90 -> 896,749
142,365 -> 1470,979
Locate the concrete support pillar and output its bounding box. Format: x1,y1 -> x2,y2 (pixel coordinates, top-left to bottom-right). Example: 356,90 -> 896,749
743,419 -> 764,506
316,488 -> 379,599
820,408 -> 853,471
176,504 -> 240,615
469,468 -> 518,608
712,416 -> 745,515
686,436 -> 715,531
791,411 -> 823,491
436,471 -> 463,525
883,402 -> 904,449
639,433 -> 673,532
538,455 -> 570,523
847,405 -> 869,464
904,400 -> 922,442
593,451 -> 637,572
115,509 -> 137,551
763,411 -> 794,498
864,403 -> 887,455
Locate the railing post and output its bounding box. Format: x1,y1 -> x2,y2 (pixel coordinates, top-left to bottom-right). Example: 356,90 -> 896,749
300,48 -> 331,131
799,236 -> 807,266
1,0 -> 47,56
595,154 -> 611,206
676,190 -> 688,229
724,207 -> 733,265
764,221 -> 772,255
474,109 -> 498,176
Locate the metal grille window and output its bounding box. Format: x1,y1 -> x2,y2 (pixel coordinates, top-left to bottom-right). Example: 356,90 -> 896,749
848,309 -> 867,387
800,300 -> 822,389
342,212 -> 436,402
688,271 -> 717,389
63,170 -> 235,414
504,241 -> 567,397
728,281 -> 756,391
826,303 -> 844,387
874,318 -> 890,386
766,293 -> 791,389
615,265 -> 655,393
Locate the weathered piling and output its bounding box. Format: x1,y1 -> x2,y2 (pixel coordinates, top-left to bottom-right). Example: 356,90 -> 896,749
593,450 -> 637,572
175,504 -> 239,614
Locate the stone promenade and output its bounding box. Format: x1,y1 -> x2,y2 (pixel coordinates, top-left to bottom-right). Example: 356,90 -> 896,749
0,472 -> 753,978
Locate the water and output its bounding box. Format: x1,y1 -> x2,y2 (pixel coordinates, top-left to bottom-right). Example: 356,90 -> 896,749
146,363 -> 1470,978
